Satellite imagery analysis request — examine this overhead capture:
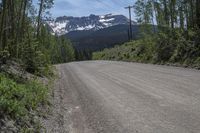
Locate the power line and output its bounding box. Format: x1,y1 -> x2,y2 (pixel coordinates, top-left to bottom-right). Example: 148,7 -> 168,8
110,0 -> 126,6
94,0 -> 112,8
114,0 -> 132,6
125,5 -> 134,40
94,0 -> 132,11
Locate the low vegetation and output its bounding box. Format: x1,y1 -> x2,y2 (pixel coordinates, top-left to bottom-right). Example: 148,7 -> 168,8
93,30 -> 200,69
0,73 -> 49,132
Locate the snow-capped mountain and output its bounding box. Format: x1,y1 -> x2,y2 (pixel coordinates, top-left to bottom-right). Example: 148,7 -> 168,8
46,14 -> 135,36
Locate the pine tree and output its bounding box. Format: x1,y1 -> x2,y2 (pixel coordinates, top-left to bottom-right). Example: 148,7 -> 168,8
196,0 -> 200,28
0,0 -> 75,73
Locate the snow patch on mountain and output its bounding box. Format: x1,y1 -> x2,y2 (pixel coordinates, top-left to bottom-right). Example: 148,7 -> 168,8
99,18 -> 114,22
77,25 -> 95,30
47,20 -> 68,35
46,14 -> 135,36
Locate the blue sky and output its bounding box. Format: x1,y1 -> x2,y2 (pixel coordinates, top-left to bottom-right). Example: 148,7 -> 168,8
34,0 -> 136,18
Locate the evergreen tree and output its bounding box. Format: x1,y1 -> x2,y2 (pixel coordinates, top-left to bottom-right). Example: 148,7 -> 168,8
0,0 -> 75,74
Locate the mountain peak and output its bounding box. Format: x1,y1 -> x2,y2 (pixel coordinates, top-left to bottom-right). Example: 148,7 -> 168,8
46,14 -> 136,36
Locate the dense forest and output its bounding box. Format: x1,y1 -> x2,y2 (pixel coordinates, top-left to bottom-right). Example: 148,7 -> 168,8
93,0 -> 200,68
0,0 -> 75,74
0,0 -> 75,131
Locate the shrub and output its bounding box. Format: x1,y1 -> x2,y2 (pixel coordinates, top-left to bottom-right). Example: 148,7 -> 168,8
154,33 -> 175,62
0,48 -> 10,64
92,30 -> 200,69
0,74 -> 48,120
194,57 -> 200,69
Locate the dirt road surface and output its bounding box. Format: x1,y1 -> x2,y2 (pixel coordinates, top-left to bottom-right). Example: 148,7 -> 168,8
44,61 -> 200,133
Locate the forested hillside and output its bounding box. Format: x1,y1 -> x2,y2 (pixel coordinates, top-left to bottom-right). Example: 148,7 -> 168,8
0,0 -> 75,131
65,24 -> 139,52
93,0 -> 200,69
0,0 -> 75,73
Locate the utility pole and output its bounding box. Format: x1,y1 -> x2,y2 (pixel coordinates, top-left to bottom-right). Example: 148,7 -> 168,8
125,5 -> 134,40
127,28 -> 130,40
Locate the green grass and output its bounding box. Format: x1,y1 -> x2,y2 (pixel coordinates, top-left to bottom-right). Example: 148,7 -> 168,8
93,37 -> 156,63
0,73 -> 49,131
93,33 -> 200,69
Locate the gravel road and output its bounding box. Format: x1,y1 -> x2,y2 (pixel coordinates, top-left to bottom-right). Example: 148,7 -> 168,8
45,61 -> 200,133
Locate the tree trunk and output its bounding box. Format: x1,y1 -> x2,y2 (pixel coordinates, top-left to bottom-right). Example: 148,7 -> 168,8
0,0 -> 7,50
197,0 -> 200,28
179,4 -> 184,29
21,0 -> 28,39
190,0 -> 194,28
185,2 -> 189,29
163,0 -> 169,26
170,0 -> 175,29
15,0 -> 24,58
0,0 -> 6,50
10,0 -> 16,56
16,0 -> 23,41
37,0 -> 44,38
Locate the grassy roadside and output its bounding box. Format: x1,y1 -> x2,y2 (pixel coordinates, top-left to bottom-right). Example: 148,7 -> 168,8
93,33 -> 200,69
0,64 -> 55,132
